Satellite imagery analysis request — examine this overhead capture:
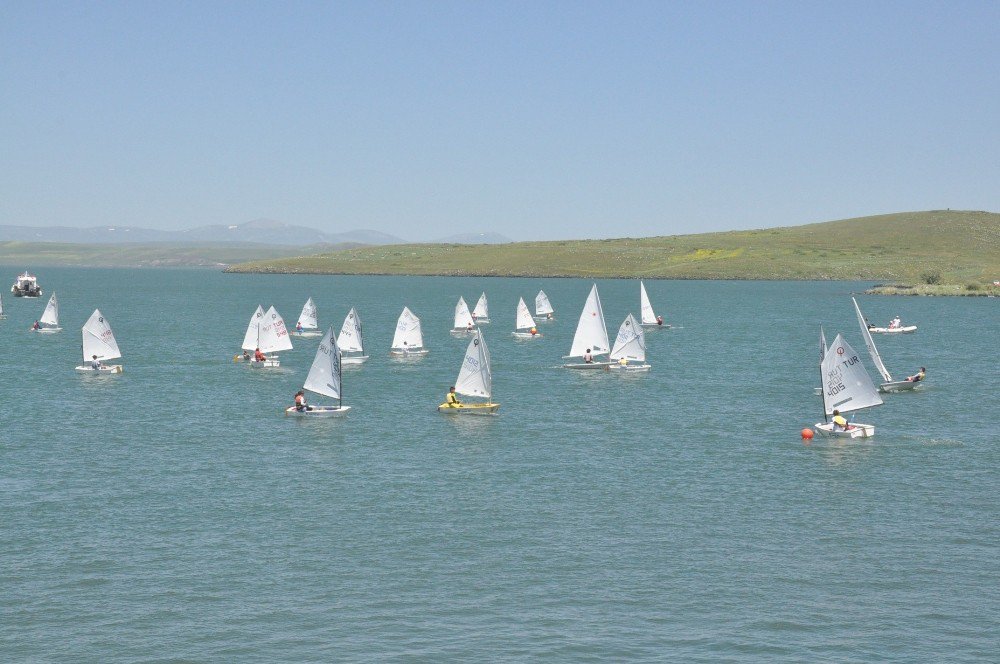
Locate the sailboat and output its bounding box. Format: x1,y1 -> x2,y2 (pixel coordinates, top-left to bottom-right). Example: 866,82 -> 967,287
236,305 -> 265,361
512,297 -> 542,338
853,297 -> 923,392
390,306 -> 429,356
814,332 -> 883,438
639,281 -> 667,328
75,309 -> 123,374
534,290 -> 554,321
31,292 -> 62,332
291,297 -> 322,337
249,306 -> 293,368
472,292 -> 490,324
451,297 -> 476,335
337,307 -> 369,364
285,325 -> 351,417
563,284 -> 612,369
609,314 -> 650,371
438,328 -> 499,414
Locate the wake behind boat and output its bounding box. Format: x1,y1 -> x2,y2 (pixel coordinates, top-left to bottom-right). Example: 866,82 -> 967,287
285,325 -> 350,417
75,309 -> 123,374
563,284 -> 612,369
813,332 -> 882,438
438,328 -> 498,415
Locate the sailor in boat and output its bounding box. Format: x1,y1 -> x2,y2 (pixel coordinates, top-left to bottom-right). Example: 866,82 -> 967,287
293,390 -> 313,412
444,386 -> 461,408
831,409 -> 853,432
242,349 -> 251,361
90,354 -> 103,370
546,313 -> 553,320
467,321 -> 474,331
618,357 -> 629,367
905,367 -> 926,383
656,315 -> 664,326
296,321 -> 303,334
31,320 -> 40,331
254,347 -> 267,362
889,316 -> 901,329
584,348 -> 594,363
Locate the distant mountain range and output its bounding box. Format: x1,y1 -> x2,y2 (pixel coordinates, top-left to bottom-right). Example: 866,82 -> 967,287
0,219 -> 513,246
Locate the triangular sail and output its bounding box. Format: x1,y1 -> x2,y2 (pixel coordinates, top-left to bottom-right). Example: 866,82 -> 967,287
257,306 -> 294,353
298,297 -> 319,330
820,334 -> 883,416
535,290 -> 553,316
241,305 -> 264,351
610,314 -> 646,361
453,297 -> 475,328
40,292 -> 59,326
820,326 -> 827,362
473,293 -> 489,319
568,284 -> 610,357
852,298 -> 893,382
338,308 -> 365,353
391,307 -> 424,349
81,309 -> 121,361
303,326 -> 342,401
639,281 -> 657,325
515,298 -> 535,331
454,329 -> 492,399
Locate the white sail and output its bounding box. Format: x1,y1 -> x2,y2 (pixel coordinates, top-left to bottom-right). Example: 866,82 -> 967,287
391,307 -> 424,350
81,309 -> 121,361
568,284 -> 610,357
820,326 -> 827,361
473,293 -> 489,320
0,292 -> 4,316
297,297 -> 319,330
535,290 -> 554,316
39,292 -> 59,327
852,298 -> 893,382
453,297 -> 475,329
338,307 -> 365,353
241,305 -> 264,351
610,314 -> 646,361
257,306 -> 294,353
302,326 -> 343,401
639,281 -> 657,325
515,297 -> 535,331
820,334 -> 883,416
454,328 -> 492,399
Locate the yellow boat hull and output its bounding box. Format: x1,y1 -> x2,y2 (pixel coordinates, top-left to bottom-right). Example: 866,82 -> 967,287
437,402 -> 500,415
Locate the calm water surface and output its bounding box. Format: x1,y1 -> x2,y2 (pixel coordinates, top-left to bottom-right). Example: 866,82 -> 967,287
1,267 -> 997,662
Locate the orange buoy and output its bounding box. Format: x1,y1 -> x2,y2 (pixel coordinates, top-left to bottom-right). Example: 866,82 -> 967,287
801,428 -> 814,440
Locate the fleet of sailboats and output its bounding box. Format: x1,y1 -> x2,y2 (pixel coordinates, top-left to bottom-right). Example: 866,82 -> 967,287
75,309 -> 123,374
291,297 -> 322,337
438,328 -> 498,414
512,297 -> 541,338
563,284 -> 612,369
338,307 -> 369,364
390,306 -> 429,356
285,325 -> 350,417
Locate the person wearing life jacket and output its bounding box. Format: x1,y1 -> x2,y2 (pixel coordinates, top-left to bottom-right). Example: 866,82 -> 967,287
254,347 -> 266,362
446,386 -> 461,407
831,409 -> 850,431
906,367 -> 926,382
294,390 -> 311,411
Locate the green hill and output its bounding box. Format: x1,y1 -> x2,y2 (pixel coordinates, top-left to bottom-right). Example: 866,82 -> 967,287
226,210 -> 1000,283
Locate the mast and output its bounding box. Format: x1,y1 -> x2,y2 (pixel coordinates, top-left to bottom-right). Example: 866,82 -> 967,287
818,326 -> 827,423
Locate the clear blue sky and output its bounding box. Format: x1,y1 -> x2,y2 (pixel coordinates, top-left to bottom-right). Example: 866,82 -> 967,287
2,1 -> 998,241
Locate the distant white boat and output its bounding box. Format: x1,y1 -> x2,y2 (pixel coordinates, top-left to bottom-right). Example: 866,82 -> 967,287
472,292 -> 490,324
609,314 -> 650,372
438,328 -> 499,415
853,298 -> 923,392
11,270 -> 42,297
236,305 -> 264,362
291,297 -> 322,337
868,314 -> 916,334
534,290 -> 554,321
249,306 -> 293,368
512,297 -> 542,339
451,297 -> 476,335
390,306 -> 428,356
563,284 -> 612,369
813,332 -> 883,438
337,307 -> 369,364
639,280 -> 667,328
31,292 -> 62,333
0,291 -> 5,319
285,325 -> 351,417
75,309 -> 123,374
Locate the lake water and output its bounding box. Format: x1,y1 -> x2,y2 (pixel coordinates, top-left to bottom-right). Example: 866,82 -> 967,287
1,267 -> 997,662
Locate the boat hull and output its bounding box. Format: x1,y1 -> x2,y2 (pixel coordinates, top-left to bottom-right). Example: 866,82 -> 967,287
609,362 -> 651,372
472,317 -> 490,324
32,327 -> 62,333
641,323 -> 671,329
285,405 -> 351,417
450,329 -> 475,337
869,326 -> 917,334
390,348 -> 429,356
291,330 -> 323,338
512,331 -> 542,339
533,316 -> 555,322
341,354 -> 369,365
250,359 -> 281,368
75,364 -> 123,374
880,379 -> 921,392
814,422 -> 875,439
563,361 -> 613,370
437,402 -> 500,415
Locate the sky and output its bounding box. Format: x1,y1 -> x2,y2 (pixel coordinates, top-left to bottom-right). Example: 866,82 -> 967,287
2,1 -> 998,242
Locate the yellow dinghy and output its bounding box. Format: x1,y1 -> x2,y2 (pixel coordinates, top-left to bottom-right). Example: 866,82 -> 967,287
438,329 -> 499,416
437,402 -> 499,415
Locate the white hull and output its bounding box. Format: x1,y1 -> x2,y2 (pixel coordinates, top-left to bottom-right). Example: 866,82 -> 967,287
291,330 -> 323,337
472,317 -> 490,324
814,422 -> 875,439
641,323 -> 670,329
533,316 -> 555,322
880,379 -> 922,392
75,364 -> 123,374
390,348 -> 429,356
609,363 -> 651,372
285,405 -> 351,417
450,328 -> 475,337
341,354 -> 369,365
32,327 -> 62,333
512,331 -> 542,339
563,361 -> 613,370
250,358 -> 281,368
869,326 -> 917,334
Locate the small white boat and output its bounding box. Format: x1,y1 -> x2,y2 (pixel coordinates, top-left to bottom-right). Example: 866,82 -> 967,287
291,297 -> 323,337
563,284 -> 613,369
285,325 -> 351,417
609,314 -> 650,372
472,292 -> 490,324
249,306 -> 293,368
11,270 -> 42,297
31,292 -> 62,333
0,291 -> 5,319
813,332 -> 883,438
337,307 -> 369,364
534,290 -> 555,321
451,297 -> 477,336
75,309 -> 123,374
639,280 -> 668,328
235,305 -> 264,362
854,298 -> 924,392
438,328 -> 499,415
512,297 -> 542,339
390,306 -> 429,356
867,315 -> 916,334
